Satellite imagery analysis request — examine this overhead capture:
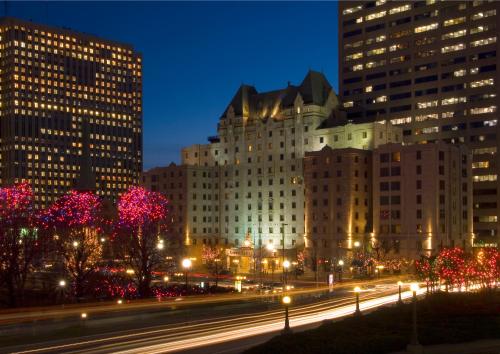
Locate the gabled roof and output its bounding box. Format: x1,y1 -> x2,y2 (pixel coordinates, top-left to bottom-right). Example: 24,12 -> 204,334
220,70 -> 335,120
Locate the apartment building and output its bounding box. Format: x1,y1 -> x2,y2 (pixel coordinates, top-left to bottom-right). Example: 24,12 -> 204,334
0,17 -> 142,205
339,0 -> 500,245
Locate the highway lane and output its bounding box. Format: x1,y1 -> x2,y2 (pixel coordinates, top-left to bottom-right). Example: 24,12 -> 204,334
6,284 -> 424,354
0,276 -> 403,325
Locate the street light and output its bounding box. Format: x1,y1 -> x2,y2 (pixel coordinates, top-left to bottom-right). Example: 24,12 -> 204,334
354,286 -> 362,316
397,281 -> 404,305
283,260 -> 290,286
282,295 -> 292,334
73,241 -> 79,248
409,283 -> 420,347
353,241 -> 360,248
338,260 -> 344,282
182,258 -> 192,289
59,280 -> 66,287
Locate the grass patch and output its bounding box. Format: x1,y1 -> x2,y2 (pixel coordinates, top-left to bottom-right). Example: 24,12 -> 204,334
245,291 -> 500,354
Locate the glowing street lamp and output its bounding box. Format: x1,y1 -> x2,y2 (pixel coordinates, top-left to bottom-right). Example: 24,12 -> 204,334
182,258 -> 192,288
282,295 -> 292,334
59,280 -> 66,287
353,241 -> 361,248
338,259 -> 344,282
397,281 -> 404,305
283,260 -> 291,286
354,286 -> 362,316
266,243 -> 275,252
72,241 -> 79,248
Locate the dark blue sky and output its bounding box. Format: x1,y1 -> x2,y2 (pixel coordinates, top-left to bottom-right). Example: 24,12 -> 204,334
7,1 -> 339,169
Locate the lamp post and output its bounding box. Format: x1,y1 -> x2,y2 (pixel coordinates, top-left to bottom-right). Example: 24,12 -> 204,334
281,223 -> 288,284
58,280 -> 66,305
182,258 -> 192,289
282,295 -> 292,334
409,283 -> 420,346
338,260 -> 344,282
354,286 -> 362,316
283,260 -> 290,287
397,281 -> 404,305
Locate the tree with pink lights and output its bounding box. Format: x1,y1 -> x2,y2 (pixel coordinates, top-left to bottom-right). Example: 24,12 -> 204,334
0,182 -> 41,307
40,191 -> 103,299
115,186 -> 169,298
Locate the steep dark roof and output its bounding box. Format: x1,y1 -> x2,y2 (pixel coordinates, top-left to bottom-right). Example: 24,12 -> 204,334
220,70 -> 335,119
296,70 -> 333,106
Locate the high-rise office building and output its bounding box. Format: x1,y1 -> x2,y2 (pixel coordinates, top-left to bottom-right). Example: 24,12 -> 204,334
339,1 -> 500,246
0,17 -> 143,206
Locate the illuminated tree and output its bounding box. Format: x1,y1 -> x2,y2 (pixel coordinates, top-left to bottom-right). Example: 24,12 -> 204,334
201,244 -> 222,287
39,191 -> 103,299
115,187 -> 169,298
416,255 -> 439,293
474,248 -> 500,289
0,182 -> 41,307
435,247 -> 466,291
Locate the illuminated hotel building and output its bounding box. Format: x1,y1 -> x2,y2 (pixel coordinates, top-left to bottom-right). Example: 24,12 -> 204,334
0,17 -> 142,206
145,71 -> 406,265
339,1 -> 500,246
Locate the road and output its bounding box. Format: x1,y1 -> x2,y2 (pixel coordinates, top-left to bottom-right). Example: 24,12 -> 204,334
4,281 -> 424,354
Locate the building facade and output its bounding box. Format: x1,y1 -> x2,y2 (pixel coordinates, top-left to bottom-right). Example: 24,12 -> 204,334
0,17 -> 143,206
145,72 -> 408,268
373,143 -> 473,258
304,147 -> 373,261
338,0 -> 500,245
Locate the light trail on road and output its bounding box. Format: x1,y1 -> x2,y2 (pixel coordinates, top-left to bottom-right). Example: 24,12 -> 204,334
9,285 -> 424,354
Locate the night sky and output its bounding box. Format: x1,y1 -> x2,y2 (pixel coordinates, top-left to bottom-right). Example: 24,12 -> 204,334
6,1 -> 339,169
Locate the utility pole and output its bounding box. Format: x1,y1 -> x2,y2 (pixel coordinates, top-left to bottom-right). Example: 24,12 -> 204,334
281,223 -> 287,283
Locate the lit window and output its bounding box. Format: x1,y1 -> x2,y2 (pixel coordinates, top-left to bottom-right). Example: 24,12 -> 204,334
443,17 -> 466,27
470,37 -> 497,47
415,23 -> 438,33
454,69 -> 466,77
367,47 -> 386,56
472,161 -> 489,169
473,174 -> 497,182
365,86 -> 373,93
390,117 -> 411,125
365,10 -> 386,21
470,106 -> 496,115
343,101 -> 354,108
470,24 -> 493,35
441,43 -> 465,53
352,64 -> 363,71
471,9 -> 496,20
346,52 -> 363,61
442,29 -> 466,40
442,97 -> 466,105
389,4 -> 411,15
365,60 -> 386,68
417,100 -> 438,109
343,5 -> 362,15
415,114 -> 438,122
470,78 -> 494,88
